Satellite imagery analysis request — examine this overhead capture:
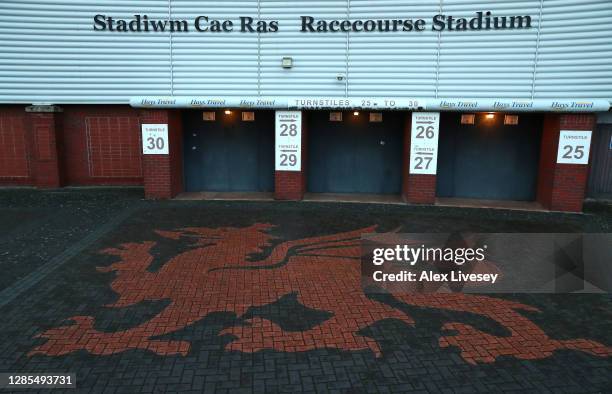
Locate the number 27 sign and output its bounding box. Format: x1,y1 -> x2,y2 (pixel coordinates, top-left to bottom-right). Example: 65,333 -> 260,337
142,124 -> 169,155
410,112 -> 440,175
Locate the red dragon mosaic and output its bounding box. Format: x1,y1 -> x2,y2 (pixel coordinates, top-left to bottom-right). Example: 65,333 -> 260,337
29,224 -> 611,364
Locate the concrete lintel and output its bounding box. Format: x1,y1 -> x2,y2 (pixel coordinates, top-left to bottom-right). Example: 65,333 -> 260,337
25,105 -> 63,113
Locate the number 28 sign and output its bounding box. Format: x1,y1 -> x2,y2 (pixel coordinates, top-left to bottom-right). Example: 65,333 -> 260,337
409,112 -> 440,175
275,111 -> 302,171
142,124 -> 169,155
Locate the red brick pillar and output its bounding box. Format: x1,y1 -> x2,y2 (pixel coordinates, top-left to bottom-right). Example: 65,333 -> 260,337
402,112 -> 437,204
139,109 -> 183,199
275,111 -> 307,200
25,105 -> 64,189
536,113 -> 595,212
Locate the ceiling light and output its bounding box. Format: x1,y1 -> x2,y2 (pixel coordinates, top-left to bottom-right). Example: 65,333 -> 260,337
329,112 -> 342,122
461,114 -> 475,125
504,115 -> 519,125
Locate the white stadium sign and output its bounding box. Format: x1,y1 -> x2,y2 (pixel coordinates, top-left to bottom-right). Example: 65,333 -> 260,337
130,97 -> 611,113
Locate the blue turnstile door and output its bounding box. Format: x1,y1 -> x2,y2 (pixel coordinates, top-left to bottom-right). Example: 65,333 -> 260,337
307,111 -> 404,194
183,111 -> 274,192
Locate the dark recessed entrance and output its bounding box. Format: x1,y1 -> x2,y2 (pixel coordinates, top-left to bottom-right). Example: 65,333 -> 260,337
307,111 -> 404,194
436,113 -> 543,201
183,110 -> 274,192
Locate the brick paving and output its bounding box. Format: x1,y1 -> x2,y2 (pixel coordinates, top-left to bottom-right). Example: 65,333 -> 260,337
0,190 -> 610,393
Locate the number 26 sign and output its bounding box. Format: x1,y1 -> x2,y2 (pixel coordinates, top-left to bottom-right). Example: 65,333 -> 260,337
142,124 -> 169,155
409,112 -> 440,175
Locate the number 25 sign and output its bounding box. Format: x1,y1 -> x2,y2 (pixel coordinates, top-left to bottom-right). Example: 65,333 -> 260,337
410,112 -> 440,175
557,130 -> 592,165
142,124 -> 169,155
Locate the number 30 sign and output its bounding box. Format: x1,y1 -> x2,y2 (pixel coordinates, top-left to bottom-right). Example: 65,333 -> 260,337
557,130 -> 592,165
142,124 -> 169,155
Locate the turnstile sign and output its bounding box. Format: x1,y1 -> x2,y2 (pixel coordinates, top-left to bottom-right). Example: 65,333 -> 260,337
275,111 -> 302,172
557,130 -> 592,165
142,124 -> 169,155
409,112 -> 440,174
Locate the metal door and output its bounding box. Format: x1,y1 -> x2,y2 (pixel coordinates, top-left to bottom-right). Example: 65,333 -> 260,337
436,113 -> 542,201
588,124 -> 612,197
307,111 -> 403,194
183,111 -> 274,192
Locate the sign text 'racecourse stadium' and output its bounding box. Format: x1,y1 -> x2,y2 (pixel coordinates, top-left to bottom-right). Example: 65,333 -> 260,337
93,12 -> 532,33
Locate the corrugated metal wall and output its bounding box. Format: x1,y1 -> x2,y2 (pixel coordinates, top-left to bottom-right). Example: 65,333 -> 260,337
260,1 -> 347,96
0,0 -> 170,103
173,1 -> 259,96
535,0 -> 612,99
437,0 -> 541,98
0,0 -> 611,103
348,1 -> 439,97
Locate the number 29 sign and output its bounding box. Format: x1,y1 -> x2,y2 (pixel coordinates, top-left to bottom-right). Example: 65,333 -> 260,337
409,112 -> 440,175
275,111 -> 302,171
142,124 -> 169,155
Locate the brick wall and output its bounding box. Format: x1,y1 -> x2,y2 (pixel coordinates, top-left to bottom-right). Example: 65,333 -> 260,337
551,165 -> 591,212
28,110 -> 63,188
551,114 -> 595,212
139,109 -> 183,199
0,105 -> 144,187
0,106 -> 30,185
62,105 -> 143,186
536,114 -> 559,209
404,174 -> 437,204
275,172 -> 304,200
402,113 -> 437,204
537,113 -> 595,212
168,110 -> 184,197
0,104 -> 597,211
85,117 -> 142,179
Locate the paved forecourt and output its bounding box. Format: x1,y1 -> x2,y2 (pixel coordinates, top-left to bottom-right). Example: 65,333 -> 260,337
0,192 -> 610,393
